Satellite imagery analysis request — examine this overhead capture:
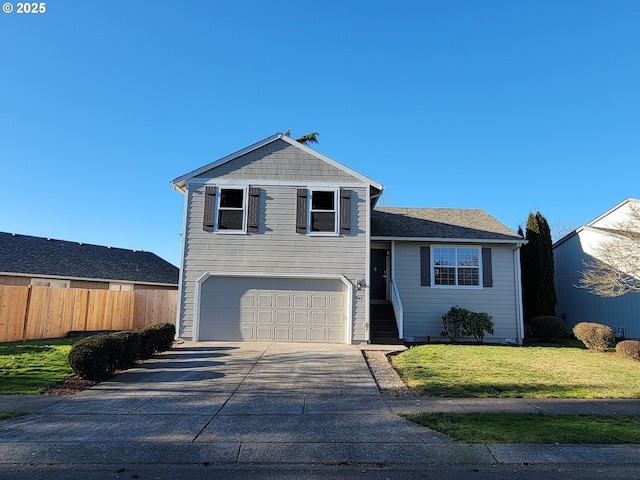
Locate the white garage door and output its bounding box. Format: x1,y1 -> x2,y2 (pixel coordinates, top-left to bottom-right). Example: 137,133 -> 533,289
199,276 -> 348,343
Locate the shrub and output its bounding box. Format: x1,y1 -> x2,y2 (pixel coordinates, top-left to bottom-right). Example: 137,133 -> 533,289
67,334 -> 123,380
465,312 -> 494,343
528,316 -> 567,341
616,340 -> 640,362
68,323 -> 175,380
441,306 -> 494,343
573,322 -> 614,351
441,306 -> 469,343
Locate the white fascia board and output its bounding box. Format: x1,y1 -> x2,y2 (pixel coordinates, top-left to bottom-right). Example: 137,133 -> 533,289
170,132 -> 384,194
586,197 -> 639,227
370,236 -> 526,245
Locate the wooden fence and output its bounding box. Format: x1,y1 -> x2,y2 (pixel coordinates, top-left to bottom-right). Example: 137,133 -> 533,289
0,286 -> 177,343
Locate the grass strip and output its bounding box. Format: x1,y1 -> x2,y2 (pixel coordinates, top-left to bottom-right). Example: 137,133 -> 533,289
404,413 -> 640,444
0,412 -> 26,421
391,344 -> 640,398
0,338 -> 80,394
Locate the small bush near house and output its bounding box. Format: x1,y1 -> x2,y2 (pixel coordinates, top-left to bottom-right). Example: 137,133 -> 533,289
441,306 -> 494,343
68,322 -> 175,381
616,340 -> 640,362
573,322 -> 614,352
441,306 -> 470,343
465,312 -> 495,343
528,316 -> 567,341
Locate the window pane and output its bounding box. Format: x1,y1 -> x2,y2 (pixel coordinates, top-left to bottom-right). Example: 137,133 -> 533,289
434,267 -> 456,285
457,248 -> 479,267
311,191 -> 335,210
433,248 -> 455,266
220,189 -> 244,208
311,212 -> 335,232
458,268 -> 479,286
218,210 -> 244,230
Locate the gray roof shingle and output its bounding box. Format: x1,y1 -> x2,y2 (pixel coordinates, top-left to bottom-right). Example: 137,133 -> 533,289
371,207 -> 522,241
0,232 -> 179,285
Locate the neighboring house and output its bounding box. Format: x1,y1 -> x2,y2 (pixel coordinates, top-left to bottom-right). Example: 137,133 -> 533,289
0,232 -> 179,291
171,133 -> 525,344
554,198 -> 640,339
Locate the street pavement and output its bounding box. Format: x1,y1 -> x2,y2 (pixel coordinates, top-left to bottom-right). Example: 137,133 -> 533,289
0,341 -> 639,477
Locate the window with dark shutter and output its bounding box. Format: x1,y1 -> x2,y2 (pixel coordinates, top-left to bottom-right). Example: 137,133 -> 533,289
296,188 -> 308,234
203,186 -> 217,232
482,247 -> 493,287
420,246 -> 431,286
339,189 -> 351,234
247,187 -> 260,233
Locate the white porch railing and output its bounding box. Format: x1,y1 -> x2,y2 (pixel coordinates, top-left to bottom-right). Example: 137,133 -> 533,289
390,278 -> 404,339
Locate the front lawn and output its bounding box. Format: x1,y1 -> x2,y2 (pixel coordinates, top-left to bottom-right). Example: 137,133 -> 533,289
404,413 -> 640,443
0,338 -> 80,394
391,343 -> 640,398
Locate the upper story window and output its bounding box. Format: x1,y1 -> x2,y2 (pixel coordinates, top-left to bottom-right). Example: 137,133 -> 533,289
432,246 -> 481,287
217,188 -> 247,231
310,189 -> 338,233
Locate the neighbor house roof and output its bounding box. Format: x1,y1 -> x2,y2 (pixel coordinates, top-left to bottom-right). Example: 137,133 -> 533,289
170,132 -> 384,195
0,232 -> 179,286
371,207 -> 524,243
553,198 -> 640,249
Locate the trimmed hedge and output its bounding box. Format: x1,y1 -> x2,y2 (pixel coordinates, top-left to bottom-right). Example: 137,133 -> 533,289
68,322 -> 175,381
528,316 -> 567,341
573,322 -> 614,352
616,340 -> 640,362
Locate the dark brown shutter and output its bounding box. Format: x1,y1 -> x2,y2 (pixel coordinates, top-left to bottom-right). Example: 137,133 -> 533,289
247,187 -> 260,233
203,186 -> 217,232
296,188 -> 308,234
420,246 -> 431,286
482,247 -> 493,287
339,189 -> 351,234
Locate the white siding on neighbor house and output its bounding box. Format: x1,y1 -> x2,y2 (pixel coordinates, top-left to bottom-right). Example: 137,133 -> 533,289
393,242 -> 521,342
179,182 -> 369,342
554,231 -> 640,339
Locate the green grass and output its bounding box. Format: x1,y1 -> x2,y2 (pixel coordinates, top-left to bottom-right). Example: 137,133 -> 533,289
404,413 -> 640,444
0,338 -> 80,394
0,411 -> 25,420
391,343 -> 640,398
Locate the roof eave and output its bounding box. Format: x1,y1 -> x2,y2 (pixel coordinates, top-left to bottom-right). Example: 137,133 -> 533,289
370,236 -> 526,245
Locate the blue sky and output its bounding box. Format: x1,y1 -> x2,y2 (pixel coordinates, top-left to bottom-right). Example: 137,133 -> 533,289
1,1 -> 638,267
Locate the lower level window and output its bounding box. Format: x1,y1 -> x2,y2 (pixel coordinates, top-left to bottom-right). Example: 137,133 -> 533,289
433,247 -> 480,287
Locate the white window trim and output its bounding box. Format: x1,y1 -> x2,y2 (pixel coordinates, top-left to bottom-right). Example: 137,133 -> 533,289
430,245 -> 483,289
109,283 -> 134,291
215,186 -> 248,234
307,188 -> 339,236
30,278 -> 70,288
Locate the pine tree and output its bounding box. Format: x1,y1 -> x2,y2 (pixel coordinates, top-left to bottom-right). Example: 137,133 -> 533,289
520,211 -> 557,323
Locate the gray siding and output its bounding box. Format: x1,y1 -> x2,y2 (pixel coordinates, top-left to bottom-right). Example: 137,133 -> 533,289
196,140 -> 360,182
554,233 -> 640,339
394,242 -> 520,342
179,183 -> 369,342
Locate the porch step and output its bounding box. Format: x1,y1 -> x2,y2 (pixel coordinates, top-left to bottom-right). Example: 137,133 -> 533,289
370,303 -> 404,345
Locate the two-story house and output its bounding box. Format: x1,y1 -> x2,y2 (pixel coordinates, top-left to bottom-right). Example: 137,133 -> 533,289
171,133 -> 525,344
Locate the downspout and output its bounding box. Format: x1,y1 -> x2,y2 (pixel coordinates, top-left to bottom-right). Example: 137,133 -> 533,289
514,245 -> 525,344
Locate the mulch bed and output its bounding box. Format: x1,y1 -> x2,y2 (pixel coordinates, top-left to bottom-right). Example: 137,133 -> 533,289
44,375 -> 98,396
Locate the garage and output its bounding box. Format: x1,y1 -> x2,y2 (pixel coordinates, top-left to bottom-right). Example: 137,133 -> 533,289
197,275 -> 350,343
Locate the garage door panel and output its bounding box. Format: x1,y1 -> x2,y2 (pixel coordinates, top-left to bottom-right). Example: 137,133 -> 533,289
199,276 -> 346,343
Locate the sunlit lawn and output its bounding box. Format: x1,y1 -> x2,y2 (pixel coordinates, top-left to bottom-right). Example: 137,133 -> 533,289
391,343 -> 640,398
404,413 -> 640,443
0,338 -> 80,394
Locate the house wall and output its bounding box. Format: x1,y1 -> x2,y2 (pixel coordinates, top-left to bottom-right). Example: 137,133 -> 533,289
554,231 -> 640,339
179,173 -> 370,342
0,275 -> 176,291
393,241 -> 521,342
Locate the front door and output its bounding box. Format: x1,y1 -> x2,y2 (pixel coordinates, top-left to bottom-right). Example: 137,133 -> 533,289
370,249 -> 387,300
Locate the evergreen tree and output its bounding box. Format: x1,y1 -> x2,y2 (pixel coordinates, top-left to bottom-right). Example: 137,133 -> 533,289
520,211 -> 557,323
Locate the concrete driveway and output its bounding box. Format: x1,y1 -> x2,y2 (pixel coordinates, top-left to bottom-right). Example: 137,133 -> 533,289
0,342 -> 483,467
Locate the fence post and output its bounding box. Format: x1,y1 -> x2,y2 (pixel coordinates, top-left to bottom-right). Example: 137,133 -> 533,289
21,285 -> 33,342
